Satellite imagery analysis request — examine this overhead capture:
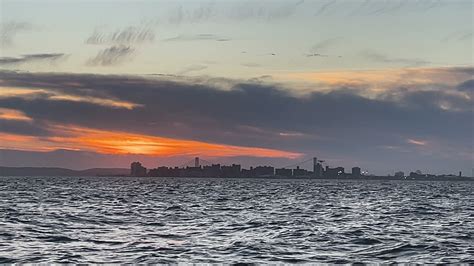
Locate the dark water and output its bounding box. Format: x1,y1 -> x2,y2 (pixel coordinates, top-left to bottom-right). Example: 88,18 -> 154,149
0,176 -> 473,264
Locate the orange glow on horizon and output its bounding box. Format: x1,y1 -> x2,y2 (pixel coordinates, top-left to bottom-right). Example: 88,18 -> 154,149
281,67 -> 471,93
0,125 -> 303,159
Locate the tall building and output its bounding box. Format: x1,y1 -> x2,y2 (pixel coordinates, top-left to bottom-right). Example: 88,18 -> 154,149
313,157 -> 318,174
130,162 -> 147,177
313,157 -> 323,177
352,167 -> 361,177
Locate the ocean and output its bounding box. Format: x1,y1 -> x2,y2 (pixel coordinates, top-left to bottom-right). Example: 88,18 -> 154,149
0,176 -> 473,263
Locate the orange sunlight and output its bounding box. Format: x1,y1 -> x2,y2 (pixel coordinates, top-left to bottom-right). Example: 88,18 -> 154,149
0,125 -> 303,159
281,67 -> 470,93
0,108 -> 33,122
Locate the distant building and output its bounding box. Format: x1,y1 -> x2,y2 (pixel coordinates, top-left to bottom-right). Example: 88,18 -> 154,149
221,164 -> 241,177
312,157 -> 324,178
409,171 -> 426,179
394,171 -> 405,178
130,162 -> 147,177
245,166 -> 274,177
325,166 -> 344,177
293,166 -> 309,177
275,168 -> 292,177
184,166 -> 202,177
352,167 -> 361,177
203,164 -> 221,177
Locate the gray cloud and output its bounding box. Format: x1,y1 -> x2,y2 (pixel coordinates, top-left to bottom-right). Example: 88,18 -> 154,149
442,30 -> 474,42
86,26 -> 155,45
177,65 -> 208,75
242,63 -> 262,68
0,21 -> 33,47
314,0 -> 337,16
310,37 -> 342,53
165,0 -> 305,24
0,69 -> 472,173
87,46 -> 134,66
0,53 -> 66,66
349,0 -> 445,16
0,119 -> 50,137
361,50 -> 431,66
163,34 -> 230,42
456,79 -> 474,98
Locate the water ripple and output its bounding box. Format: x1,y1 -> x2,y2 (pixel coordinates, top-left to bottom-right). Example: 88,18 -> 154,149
0,176 -> 473,263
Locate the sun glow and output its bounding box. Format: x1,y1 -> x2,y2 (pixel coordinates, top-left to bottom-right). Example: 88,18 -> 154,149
0,125 -> 303,159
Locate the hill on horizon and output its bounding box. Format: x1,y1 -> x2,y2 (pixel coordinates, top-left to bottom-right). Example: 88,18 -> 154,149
0,166 -> 130,177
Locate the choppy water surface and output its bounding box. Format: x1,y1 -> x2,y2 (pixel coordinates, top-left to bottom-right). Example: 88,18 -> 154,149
0,177 -> 473,263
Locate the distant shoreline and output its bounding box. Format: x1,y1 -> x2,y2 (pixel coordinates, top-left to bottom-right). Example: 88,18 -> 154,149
1,166 -> 472,181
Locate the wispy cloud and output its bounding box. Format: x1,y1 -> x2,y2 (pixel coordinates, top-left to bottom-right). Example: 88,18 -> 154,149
441,30 -> 473,42
87,45 -> 134,66
310,37 -> 343,52
361,50 -> 431,66
242,63 -> 262,68
407,138 -> 427,146
0,53 -> 66,66
177,65 -> 208,75
0,21 -> 33,47
168,2 -> 216,24
163,33 -> 230,42
349,0 -> 445,16
165,0 -> 305,24
86,26 -> 155,45
314,0 -> 337,16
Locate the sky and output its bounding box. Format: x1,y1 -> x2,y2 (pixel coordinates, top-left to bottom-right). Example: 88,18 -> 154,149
0,0 -> 472,175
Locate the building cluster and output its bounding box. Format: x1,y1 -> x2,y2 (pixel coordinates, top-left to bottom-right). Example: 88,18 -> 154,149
130,157 -> 363,178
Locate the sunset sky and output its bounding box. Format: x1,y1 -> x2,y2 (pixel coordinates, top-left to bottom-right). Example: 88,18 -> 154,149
0,0 -> 472,175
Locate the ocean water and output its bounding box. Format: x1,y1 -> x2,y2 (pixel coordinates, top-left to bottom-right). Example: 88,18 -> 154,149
0,176 -> 473,264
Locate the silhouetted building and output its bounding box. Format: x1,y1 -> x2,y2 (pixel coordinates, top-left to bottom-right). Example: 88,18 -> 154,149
325,166 -> 344,177
352,167 -> 361,177
275,168 -> 292,177
314,163 -> 323,178
221,164 -> 241,177
203,164 -> 221,177
293,166 -> 309,177
184,166 -> 202,177
409,171 -> 426,179
130,162 -> 147,177
244,166 -> 274,177
148,166 -> 169,177
394,171 -> 405,178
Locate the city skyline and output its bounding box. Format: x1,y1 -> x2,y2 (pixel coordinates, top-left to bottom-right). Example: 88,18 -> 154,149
0,0 -> 473,175
129,156 -> 470,179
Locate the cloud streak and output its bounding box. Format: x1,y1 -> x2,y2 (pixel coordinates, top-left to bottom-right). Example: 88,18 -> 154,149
163,34 -> 231,42
361,50 -> 431,66
86,26 -> 155,45
87,46 -> 134,66
0,53 -> 66,66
